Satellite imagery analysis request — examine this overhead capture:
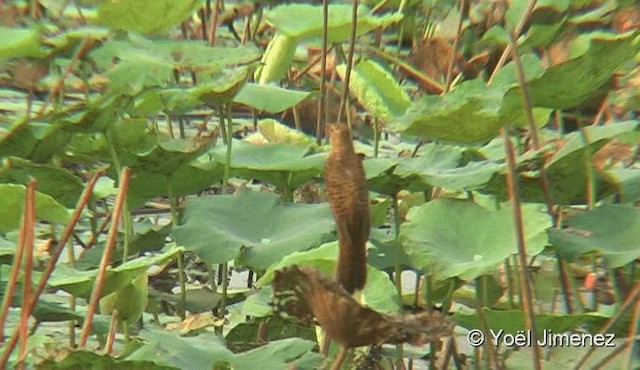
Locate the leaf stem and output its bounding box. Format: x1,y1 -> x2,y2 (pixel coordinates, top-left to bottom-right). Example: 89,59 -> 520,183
104,129 -> 132,262
315,0 -> 330,145
487,0 -> 537,84
575,282 -> 640,368
217,262 -> 228,334
79,168 -> 130,348
391,193 -> 404,366
176,250 -> 187,321
17,179 -> 36,367
503,30 -> 577,316
222,103 -> 233,192
501,128 -> 542,370
444,0 -> 467,92
337,0 -> 358,123
0,171 -> 104,368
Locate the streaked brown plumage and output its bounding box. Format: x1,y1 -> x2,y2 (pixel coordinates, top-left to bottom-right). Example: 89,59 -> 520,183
324,123 -> 370,293
272,266 -> 454,349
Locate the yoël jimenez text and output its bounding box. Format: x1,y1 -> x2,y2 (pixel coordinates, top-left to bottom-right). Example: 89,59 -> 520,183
491,329 -> 616,348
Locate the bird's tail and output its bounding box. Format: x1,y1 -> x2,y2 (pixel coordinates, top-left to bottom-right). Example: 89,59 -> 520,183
336,234 -> 367,293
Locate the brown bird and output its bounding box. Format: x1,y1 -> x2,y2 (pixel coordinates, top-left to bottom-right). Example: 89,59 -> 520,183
272,266 -> 454,369
324,123 -> 370,293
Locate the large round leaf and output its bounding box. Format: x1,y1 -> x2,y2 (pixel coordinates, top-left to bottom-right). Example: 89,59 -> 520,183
389,79 -> 506,143
265,4 -> 401,42
235,84 -> 312,114
0,157 -> 83,208
526,31 -> 640,110
97,0 -> 199,35
400,199 -> 551,281
49,248 -> 179,299
548,204 -> 640,268
172,190 -> 335,269
128,329 -> 318,370
210,140 -> 325,191
0,184 -> 70,233
481,121 -> 639,205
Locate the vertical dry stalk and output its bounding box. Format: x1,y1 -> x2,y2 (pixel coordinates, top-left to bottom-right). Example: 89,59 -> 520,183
487,0 -> 538,84
475,306 -> 502,370
80,210 -> 112,253
79,167 -> 131,347
315,0 -> 329,145
444,0 -> 467,92
291,47 -> 333,84
505,30 -> 575,313
0,202 -> 28,341
623,299 -> 640,368
105,309 -> 119,355
0,171 -> 104,368
337,0 -> 359,124
17,179 -> 37,365
36,37 -> 93,117
501,128 -> 542,370
208,0 -> 222,45
364,45 -> 445,94
574,282 -> 640,368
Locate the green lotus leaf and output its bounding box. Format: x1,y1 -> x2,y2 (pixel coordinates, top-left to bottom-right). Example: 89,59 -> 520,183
172,190 -> 334,269
96,0 -> 199,35
0,184 -> 70,233
401,199 -> 551,281
210,140 -> 325,191
389,79 -> 505,143
548,204 -> 640,268
235,84 -> 312,114
265,4 -> 401,41
0,157 -> 84,208
48,248 -> 180,299
336,59 -> 411,123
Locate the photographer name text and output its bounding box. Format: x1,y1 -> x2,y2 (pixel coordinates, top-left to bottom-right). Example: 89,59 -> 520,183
467,329 -> 616,348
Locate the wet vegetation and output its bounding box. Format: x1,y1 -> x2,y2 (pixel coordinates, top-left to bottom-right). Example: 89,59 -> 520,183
0,0 -> 640,369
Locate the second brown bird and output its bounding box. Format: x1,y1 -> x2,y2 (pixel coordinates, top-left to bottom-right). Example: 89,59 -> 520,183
324,123 -> 370,293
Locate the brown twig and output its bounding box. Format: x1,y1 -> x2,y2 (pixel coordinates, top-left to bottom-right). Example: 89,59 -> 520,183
79,167 -> 131,347
574,282 -> 640,368
315,0 -> 330,145
337,0 -> 359,124
17,179 -> 36,366
0,170 -> 104,368
501,127 -> 542,370
82,210 -> 112,252
208,0 -> 222,45
487,0 -> 538,84
331,346 -> 349,370
444,0 -> 467,92
364,45 -> 444,94
623,298 -> 640,369
591,340 -> 630,369
105,309 -> 118,355
0,195 -> 28,341
291,46 -> 334,84
476,306 -> 502,370
504,30 -> 575,314
36,37 -> 93,117
371,0 -> 391,14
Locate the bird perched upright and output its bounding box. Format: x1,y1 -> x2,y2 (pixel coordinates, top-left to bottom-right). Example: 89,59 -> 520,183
324,123 -> 370,293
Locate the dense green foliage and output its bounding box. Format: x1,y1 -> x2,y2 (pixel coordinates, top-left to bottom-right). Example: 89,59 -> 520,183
0,0 -> 639,369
